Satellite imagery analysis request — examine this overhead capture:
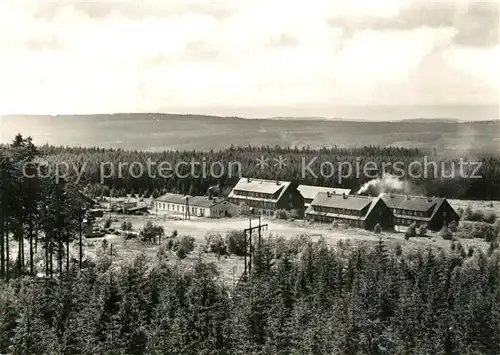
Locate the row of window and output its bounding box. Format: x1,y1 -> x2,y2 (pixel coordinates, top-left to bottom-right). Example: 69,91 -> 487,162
393,209 -> 427,217
233,190 -> 273,199
156,202 -> 206,216
396,218 -> 414,225
229,198 -> 276,210
310,215 -> 363,227
312,206 -> 362,216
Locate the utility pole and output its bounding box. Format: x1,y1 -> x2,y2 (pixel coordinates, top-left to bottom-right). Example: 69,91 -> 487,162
249,217 -> 252,274
243,229 -> 247,278
243,215 -> 268,277
183,196 -> 191,220
258,215 -> 262,248
78,207 -> 83,270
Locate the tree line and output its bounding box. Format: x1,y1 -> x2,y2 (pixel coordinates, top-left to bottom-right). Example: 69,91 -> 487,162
0,135 -> 86,281
31,144 -> 500,200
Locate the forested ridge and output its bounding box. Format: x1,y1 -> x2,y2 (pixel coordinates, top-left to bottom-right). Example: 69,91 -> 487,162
37,144 -> 500,200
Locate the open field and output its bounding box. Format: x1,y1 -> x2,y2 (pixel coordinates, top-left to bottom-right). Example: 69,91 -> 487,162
2,113 -> 500,155
8,197 -> 496,284
79,209 -> 489,284
448,198 -> 500,215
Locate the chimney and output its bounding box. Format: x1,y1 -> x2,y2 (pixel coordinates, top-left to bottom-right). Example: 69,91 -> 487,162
276,179 -> 280,185
213,197 -> 216,202
342,193 -> 347,199
247,177 -> 250,182
326,191 -> 331,197
428,196 -> 433,202
405,195 -> 410,200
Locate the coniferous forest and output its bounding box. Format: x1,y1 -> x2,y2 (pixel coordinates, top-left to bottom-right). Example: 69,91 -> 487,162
0,238 -> 500,354
35,144 -> 500,200
1,134 -> 500,354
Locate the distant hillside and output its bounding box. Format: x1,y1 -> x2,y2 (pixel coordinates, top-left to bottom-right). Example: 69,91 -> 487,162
1,113 -> 499,155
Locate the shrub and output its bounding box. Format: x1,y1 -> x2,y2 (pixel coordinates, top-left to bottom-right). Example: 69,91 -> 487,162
456,221 -> 497,242
171,229 -> 178,238
448,220 -> 458,233
121,220 -> 133,231
440,226 -> 453,240
205,232 -> 227,256
124,232 -> 137,240
139,221 -> 164,244
175,235 -> 195,259
405,223 -> 417,240
418,225 -> 427,238
395,243 -> 403,256
373,224 -> 382,234
468,209 -> 484,222
104,218 -> 112,229
488,240 -> 499,255
290,209 -> 302,220
225,230 -> 247,256
275,209 -> 290,220
484,212 -> 497,224
166,238 -> 175,251
462,205 -> 497,224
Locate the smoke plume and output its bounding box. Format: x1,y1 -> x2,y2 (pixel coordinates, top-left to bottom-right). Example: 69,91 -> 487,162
356,174 -> 413,196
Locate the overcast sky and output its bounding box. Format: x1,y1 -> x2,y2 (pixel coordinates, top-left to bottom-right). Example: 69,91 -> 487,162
0,0 -> 498,116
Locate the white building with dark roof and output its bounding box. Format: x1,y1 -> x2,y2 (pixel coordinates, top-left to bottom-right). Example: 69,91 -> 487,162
154,193 -> 239,218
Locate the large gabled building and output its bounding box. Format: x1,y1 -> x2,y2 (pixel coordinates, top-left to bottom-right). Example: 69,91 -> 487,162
227,177 -> 305,217
379,193 -> 460,231
297,185 -> 351,208
305,192 -> 394,231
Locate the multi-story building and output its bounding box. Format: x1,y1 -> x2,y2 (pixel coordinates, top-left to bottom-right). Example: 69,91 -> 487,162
379,193 -> 460,231
227,177 -> 305,216
305,192 -> 394,230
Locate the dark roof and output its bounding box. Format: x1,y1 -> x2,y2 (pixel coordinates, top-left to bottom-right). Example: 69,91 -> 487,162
306,196 -> 384,221
310,192 -> 373,211
379,193 -> 455,222
379,193 -> 444,212
297,185 -> 351,201
155,193 -> 230,208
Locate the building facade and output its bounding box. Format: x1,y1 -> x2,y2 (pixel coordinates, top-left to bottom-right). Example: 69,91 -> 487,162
227,177 -> 305,217
305,192 -> 394,231
379,193 -> 460,231
297,185 -> 351,207
155,193 -> 239,218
